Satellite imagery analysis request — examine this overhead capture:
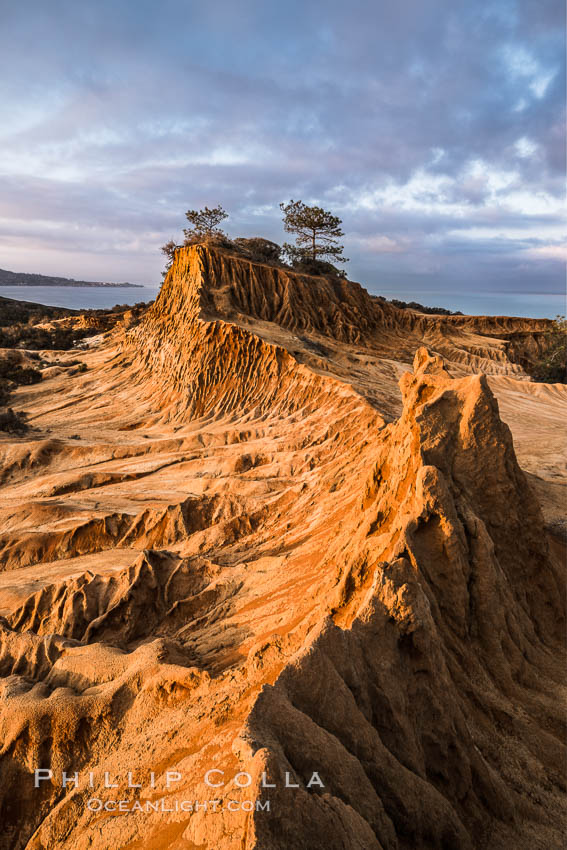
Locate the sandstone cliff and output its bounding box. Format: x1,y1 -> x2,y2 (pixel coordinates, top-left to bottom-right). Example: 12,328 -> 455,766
0,245 -> 564,850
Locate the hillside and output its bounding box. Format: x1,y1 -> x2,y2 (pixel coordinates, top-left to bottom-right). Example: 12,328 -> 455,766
0,294 -> 76,322
0,243 -> 564,850
0,268 -> 142,288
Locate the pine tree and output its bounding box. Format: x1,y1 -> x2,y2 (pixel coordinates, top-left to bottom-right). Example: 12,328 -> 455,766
183,205 -> 228,242
280,200 -> 348,267
160,205 -> 229,280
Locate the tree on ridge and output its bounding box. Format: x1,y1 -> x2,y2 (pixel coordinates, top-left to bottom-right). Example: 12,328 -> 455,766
160,205 -> 229,279
183,205 -> 228,242
280,200 -> 348,270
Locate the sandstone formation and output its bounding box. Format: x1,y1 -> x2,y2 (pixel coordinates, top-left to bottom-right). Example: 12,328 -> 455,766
0,245 -> 564,849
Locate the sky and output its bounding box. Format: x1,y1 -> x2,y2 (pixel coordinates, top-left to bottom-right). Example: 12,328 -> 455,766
0,0 -> 565,297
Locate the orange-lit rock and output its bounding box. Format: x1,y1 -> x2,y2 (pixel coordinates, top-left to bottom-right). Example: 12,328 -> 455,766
0,245 -> 564,849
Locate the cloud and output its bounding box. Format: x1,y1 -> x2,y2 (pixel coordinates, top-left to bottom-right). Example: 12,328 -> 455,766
526,244 -> 567,262
351,235 -> 406,254
0,0 -> 564,294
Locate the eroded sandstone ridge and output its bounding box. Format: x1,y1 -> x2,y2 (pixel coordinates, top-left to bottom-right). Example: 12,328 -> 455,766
0,245 -> 564,849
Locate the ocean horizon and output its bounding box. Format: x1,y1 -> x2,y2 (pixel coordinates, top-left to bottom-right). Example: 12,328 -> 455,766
0,284 -> 564,319
374,289 -> 565,319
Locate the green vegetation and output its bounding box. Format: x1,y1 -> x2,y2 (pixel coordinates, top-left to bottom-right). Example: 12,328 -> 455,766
386,297 -> 463,316
0,296 -> 147,433
0,408 -> 28,433
532,315 -> 567,383
0,295 -> 73,324
233,238 -> 281,263
0,296 -> 88,349
280,200 -> 348,275
184,205 -> 228,240
161,200 -> 349,279
0,365 -> 42,385
0,358 -> 42,433
0,268 -> 140,287
160,240 -> 179,276
0,324 -> 93,350
161,205 -> 229,277
0,297 -> 146,349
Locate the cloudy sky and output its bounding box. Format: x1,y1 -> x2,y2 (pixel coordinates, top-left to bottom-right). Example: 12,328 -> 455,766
1,0 -> 565,297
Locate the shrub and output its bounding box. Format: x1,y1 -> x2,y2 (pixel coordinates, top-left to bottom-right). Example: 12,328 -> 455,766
233,238 -> 282,263
390,298 -> 463,316
183,232 -> 233,250
0,324 -> 93,350
9,367 -> 42,385
288,255 -> 347,279
0,362 -> 42,384
0,297 -> 71,327
0,408 -> 28,433
532,315 -> 567,383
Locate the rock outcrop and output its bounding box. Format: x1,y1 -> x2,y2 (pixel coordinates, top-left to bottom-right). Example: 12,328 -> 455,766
0,246 -> 564,850
241,348 -> 565,849
127,245 -> 553,421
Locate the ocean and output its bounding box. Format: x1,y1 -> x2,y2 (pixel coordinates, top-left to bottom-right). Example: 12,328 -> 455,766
0,284 -> 564,319
375,290 -> 566,319
0,285 -> 160,311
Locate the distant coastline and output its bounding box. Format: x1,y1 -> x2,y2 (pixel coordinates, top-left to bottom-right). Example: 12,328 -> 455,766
0,268 -> 143,288
1,283 -> 142,288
